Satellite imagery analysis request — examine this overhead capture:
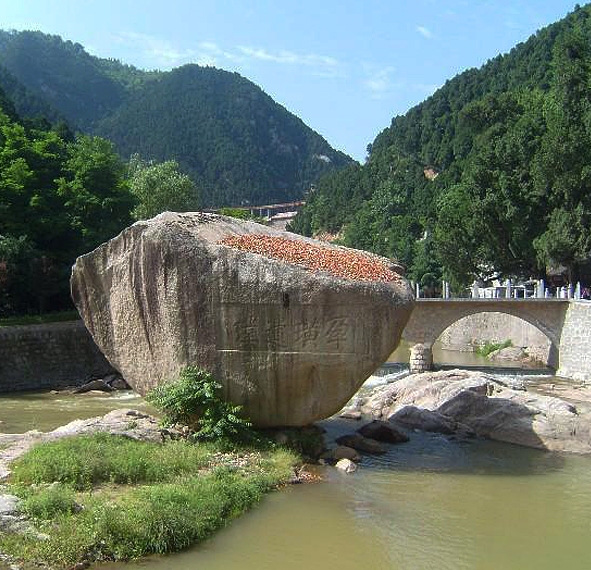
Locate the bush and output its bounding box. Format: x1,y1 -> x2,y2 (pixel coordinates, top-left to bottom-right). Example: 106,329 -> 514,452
146,367 -> 253,442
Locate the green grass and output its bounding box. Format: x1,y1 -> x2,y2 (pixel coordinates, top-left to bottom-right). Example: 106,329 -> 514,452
0,310 -> 80,327
1,433 -> 299,568
10,433 -> 215,490
475,339 -> 513,357
21,484 -> 79,519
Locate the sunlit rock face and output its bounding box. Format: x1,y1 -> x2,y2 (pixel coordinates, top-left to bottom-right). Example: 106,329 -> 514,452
71,212 -> 413,427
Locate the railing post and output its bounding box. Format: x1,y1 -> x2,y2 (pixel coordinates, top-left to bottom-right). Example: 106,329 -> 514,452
507,279 -> 512,299
576,282 -> 581,300
415,282 -> 420,299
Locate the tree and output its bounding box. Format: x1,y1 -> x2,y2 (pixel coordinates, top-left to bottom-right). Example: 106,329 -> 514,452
435,90 -> 548,284
128,154 -> 198,220
533,27 -> 591,279
57,135 -> 135,254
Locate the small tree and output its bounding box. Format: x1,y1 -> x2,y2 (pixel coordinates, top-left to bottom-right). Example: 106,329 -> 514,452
146,367 -> 252,442
129,155 -> 198,220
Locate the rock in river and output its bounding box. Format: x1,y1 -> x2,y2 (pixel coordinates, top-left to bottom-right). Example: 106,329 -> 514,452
357,419 -> 409,443
355,369 -> 591,453
71,212 -> 413,427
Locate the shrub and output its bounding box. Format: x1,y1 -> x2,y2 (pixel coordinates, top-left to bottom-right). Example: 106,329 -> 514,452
146,367 -> 253,442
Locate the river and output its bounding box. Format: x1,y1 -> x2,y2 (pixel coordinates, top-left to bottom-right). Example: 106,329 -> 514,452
2,349 -> 591,569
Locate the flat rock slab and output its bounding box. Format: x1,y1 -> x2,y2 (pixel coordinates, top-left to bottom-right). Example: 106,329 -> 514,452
71,212 -> 413,427
0,495 -> 19,516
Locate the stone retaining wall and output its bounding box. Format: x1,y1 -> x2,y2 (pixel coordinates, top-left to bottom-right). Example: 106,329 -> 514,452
557,302 -> 591,381
437,312 -> 552,364
0,321 -> 115,393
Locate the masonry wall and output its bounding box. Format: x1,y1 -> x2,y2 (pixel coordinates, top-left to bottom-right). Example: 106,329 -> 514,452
558,302 -> 591,382
0,321 -> 115,393
437,312 -> 552,364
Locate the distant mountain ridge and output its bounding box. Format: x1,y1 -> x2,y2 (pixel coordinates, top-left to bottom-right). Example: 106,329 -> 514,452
0,30 -> 352,206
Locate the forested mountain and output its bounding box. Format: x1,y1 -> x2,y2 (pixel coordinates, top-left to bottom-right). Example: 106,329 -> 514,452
291,4 -> 591,289
0,30 -> 352,206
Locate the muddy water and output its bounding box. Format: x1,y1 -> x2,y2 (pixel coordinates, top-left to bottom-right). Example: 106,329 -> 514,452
0,390 -> 152,434
3,352 -> 591,570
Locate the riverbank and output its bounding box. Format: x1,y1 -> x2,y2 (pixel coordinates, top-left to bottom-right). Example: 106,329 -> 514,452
0,410 -> 306,569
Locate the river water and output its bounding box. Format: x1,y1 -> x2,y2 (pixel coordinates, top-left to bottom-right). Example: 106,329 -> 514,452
2,349 -> 591,569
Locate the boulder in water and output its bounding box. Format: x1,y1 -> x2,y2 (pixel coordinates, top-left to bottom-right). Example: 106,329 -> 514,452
71,212 -> 413,427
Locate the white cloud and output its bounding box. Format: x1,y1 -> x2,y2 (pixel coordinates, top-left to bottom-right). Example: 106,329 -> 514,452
237,46 -> 339,69
363,65 -> 396,99
416,26 -> 433,39
113,33 -> 341,77
114,31 -> 198,67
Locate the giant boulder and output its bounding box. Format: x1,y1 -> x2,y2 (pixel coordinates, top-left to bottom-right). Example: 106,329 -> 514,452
71,212 -> 413,427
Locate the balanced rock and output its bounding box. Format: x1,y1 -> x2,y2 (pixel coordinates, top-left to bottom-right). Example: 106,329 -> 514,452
71,212 -> 413,427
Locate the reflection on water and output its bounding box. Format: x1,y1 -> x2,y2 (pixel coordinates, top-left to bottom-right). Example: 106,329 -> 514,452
388,340 -> 552,371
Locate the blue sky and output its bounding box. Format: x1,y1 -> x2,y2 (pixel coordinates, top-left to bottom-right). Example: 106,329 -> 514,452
0,0 -> 581,160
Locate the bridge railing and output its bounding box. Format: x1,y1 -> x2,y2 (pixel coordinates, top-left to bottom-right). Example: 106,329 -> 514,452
411,279 -> 591,301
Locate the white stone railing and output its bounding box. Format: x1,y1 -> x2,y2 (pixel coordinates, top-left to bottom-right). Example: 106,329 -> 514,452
411,279 -> 590,301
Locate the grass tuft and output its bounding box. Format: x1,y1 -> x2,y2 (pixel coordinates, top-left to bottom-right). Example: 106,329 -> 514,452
22,484 -> 79,519
475,339 -> 513,357
10,433 -> 214,490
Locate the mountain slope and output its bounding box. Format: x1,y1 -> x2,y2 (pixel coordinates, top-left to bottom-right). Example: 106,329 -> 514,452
290,3 -> 591,286
0,30 -> 352,206
94,64 -> 349,205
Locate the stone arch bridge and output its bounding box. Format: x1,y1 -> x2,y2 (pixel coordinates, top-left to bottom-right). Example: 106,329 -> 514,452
402,298 -> 576,374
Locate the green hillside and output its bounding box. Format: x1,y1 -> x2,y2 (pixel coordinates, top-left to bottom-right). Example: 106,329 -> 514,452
290,4 -> 591,289
0,30 -> 352,206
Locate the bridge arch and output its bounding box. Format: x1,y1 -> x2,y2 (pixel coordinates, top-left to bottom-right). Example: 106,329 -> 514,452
402,299 -> 569,373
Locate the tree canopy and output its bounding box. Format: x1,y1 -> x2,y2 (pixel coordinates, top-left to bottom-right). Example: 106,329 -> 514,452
0,91 -> 134,314
128,154 -> 199,220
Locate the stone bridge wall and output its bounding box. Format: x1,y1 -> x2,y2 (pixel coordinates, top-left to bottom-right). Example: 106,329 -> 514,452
0,321 -> 115,393
557,302 -> 591,381
436,312 -> 552,363
403,299 -> 591,382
